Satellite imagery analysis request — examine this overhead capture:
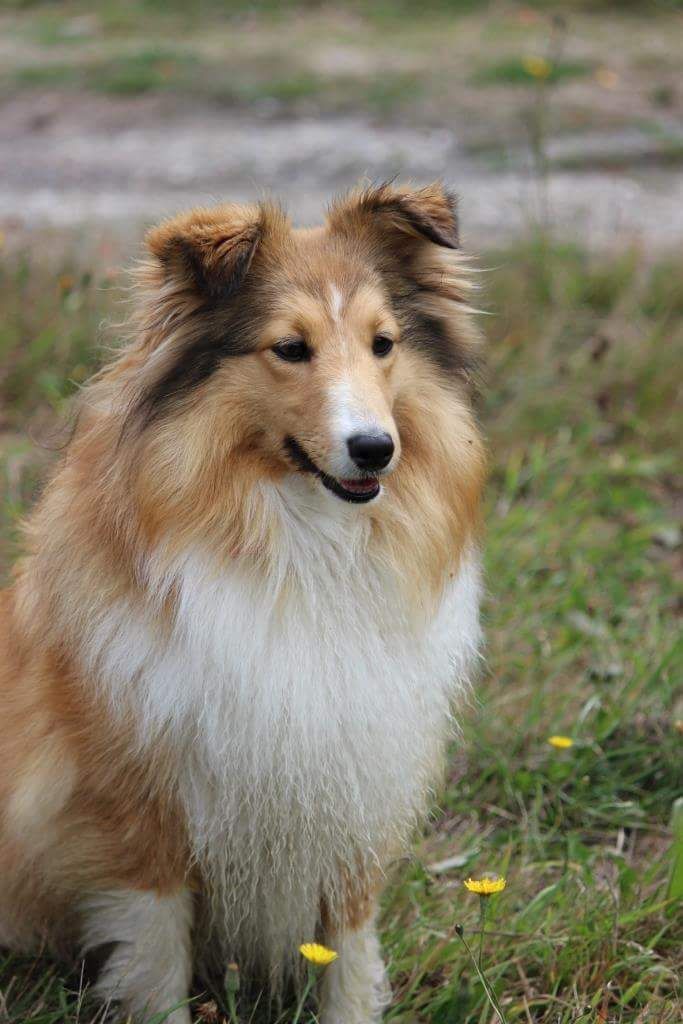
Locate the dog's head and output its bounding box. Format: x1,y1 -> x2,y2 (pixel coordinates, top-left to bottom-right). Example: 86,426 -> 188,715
119,183 -> 480,522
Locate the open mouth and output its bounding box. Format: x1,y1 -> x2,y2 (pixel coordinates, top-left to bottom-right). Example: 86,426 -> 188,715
284,437 -> 381,504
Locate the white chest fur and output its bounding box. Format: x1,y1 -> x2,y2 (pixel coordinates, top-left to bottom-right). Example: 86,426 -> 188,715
86,480 -> 482,973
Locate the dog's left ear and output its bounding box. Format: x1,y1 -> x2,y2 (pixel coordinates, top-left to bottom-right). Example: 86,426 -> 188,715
328,181 -> 458,251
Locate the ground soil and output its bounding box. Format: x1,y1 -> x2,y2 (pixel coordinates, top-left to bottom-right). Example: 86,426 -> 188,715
1,90 -> 682,254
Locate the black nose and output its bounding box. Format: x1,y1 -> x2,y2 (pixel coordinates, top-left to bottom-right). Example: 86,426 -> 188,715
347,432 -> 395,471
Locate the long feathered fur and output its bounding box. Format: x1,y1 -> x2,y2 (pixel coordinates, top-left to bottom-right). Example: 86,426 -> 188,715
0,182 -> 486,1015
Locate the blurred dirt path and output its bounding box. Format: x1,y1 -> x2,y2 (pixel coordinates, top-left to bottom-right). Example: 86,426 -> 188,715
1,93 -> 682,251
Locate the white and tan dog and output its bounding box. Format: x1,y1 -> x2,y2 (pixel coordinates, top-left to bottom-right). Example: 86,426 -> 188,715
0,183 -> 485,1023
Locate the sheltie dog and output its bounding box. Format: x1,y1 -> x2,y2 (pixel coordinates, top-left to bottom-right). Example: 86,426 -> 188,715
0,183 -> 485,1023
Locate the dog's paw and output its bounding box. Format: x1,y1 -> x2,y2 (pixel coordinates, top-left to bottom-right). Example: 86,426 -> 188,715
319,964 -> 390,1024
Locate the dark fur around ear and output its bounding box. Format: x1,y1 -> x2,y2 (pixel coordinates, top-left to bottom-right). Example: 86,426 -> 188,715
328,181 -> 459,251
120,203 -> 291,430
145,203 -> 270,301
329,182 -> 481,386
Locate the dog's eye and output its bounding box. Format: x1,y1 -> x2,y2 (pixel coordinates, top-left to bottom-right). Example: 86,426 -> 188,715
372,334 -> 394,357
272,339 -> 311,363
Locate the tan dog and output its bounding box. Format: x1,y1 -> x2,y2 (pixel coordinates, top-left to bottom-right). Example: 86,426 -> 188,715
0,183 -> 485,1023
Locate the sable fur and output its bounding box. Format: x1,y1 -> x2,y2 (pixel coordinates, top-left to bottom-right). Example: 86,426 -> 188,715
0,182 -> 486,1022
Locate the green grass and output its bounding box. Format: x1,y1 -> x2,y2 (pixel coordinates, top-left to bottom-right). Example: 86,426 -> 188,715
10,46 -> 201,96
4,47 -> 424,108
1,239 -> 682,1021
1,0 -> 681,137
473,57 -> 592,87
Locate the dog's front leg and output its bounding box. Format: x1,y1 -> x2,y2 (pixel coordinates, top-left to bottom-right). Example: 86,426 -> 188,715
319,915 -> 390,1024
80,887 -> 193,1024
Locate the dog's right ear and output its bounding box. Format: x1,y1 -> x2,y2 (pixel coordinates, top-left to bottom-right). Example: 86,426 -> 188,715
123,203 -> 288,429
145,203 -> 276,301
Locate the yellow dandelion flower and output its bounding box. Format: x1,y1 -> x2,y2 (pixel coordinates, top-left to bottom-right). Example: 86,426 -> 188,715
464,876 -> 506,895
522,55 -> 552,80
299,943 -> 338,966
548,735 -> 574,749
595,67 -> 619,90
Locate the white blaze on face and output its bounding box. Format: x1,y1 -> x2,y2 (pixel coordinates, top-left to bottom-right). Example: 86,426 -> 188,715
328,283 -> 344,326
327,379 -> 385,478
324,281 -> 396,479
330,378 -> 366,440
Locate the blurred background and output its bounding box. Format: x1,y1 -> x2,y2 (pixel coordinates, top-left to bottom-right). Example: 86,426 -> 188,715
1,0 -> 683,246
0,2 -> 681,1023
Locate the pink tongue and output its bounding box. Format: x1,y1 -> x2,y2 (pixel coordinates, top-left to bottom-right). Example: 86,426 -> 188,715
340,477 -> 378,493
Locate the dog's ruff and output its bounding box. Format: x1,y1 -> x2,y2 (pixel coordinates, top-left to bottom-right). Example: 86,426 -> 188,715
0,182 -> 485,1022
87,480 -> 482,978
